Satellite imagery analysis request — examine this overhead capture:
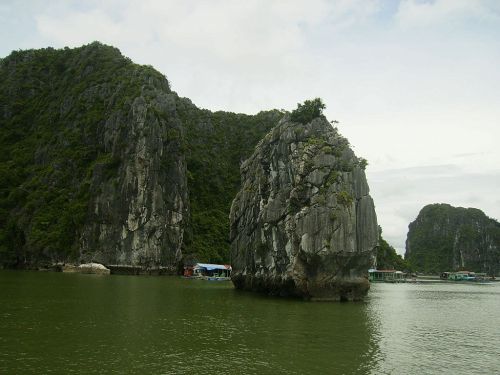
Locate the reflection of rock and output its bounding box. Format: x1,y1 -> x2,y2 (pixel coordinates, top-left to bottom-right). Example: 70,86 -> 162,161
61,263 -> 110,274
230,116 -> 378,301
106,265 -> 172,275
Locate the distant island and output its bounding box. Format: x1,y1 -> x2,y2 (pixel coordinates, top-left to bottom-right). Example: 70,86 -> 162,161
405,203 -> 500,275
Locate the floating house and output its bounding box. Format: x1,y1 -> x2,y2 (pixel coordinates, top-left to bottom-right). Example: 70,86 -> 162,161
368,269 -> 405,282
440,271 -> 489,281
183,263 -> 231,280
440,271 -> 472,280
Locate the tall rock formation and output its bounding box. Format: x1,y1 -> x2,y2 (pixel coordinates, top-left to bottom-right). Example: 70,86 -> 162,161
0,42 -> 279,271
78,87 -> 189,270
230,115 -> 378,301
405,203 -> 500,275
0,43 -> 189,272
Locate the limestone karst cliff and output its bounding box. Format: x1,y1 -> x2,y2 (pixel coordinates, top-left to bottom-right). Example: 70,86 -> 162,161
1,42 -> 379,289
405,203 -> 500,275
230,115 -> 379,301
0,42 -> 279,271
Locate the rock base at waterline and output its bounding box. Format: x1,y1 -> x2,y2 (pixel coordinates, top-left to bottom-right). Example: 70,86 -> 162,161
61,263 -> 110,275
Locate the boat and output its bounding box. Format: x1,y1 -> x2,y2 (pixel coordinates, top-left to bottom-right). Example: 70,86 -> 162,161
368,269 -> 407,282
440,271 -> 497,282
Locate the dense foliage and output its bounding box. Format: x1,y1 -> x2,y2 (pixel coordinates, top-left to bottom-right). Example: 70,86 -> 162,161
375,236 -> 413,272
179,109 -> 281,263
405,204 -> 500,274
0,43 -> 141,262
0,42 -> 280,266
290,98 -> 326,125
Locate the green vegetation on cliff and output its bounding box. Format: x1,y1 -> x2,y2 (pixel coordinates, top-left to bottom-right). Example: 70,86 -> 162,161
290,98 -> 326,125
0,42 -> 282,267
180,109 -> 282,263
375,235 -> 413,272
0,43 -> 142,262
405,203 -> 500,275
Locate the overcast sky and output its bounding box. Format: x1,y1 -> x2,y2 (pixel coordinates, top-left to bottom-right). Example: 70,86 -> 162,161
1,0 -> 499,255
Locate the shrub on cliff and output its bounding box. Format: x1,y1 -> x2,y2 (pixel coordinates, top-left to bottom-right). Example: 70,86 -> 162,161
290,98 -> 326,125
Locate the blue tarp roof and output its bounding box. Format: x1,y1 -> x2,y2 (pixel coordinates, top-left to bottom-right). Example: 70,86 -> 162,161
196,263 -> 230,271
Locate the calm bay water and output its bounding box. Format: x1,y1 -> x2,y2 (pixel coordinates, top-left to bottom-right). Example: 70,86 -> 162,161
1,270 -> 499,374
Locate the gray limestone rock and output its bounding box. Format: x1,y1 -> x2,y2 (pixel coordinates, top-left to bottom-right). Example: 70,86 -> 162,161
230,116 -> 378,301
78,81 -> 188,273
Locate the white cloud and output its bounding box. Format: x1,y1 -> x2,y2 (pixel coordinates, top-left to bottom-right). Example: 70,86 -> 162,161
394,0 -> 500,29
321,0 -> 381,29
32,0 -> 338,112
369,165 -> 500,254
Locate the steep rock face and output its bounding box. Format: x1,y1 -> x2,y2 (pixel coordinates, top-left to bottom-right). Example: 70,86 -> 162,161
230,116 -> 378,301
0,43 -> 189,271
405,203 -> 500,274
180,109 -> 281,263
0,42 -> 280,271
78,89 -> 189,270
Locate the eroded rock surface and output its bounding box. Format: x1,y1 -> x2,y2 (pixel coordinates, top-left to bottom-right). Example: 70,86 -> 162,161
230,116 -> 378,301
0,43 -> 277,272
78,90 -> 188,271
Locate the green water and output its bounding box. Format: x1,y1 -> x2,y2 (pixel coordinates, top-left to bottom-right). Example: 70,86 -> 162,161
1,270 -> 499,374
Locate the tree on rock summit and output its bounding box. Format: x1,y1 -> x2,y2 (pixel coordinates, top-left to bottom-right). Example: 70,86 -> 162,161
290,98 -> 326,125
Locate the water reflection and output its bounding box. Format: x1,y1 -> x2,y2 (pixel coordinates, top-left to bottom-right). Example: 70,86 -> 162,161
220,292 -> 379,374
1,271 -> 381,374
365,282 -> 500,374
3,271 -> 498,374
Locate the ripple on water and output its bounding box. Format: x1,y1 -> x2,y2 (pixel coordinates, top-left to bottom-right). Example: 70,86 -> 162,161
366,283 -> 500,374
1,271 -> 499,374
